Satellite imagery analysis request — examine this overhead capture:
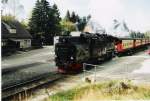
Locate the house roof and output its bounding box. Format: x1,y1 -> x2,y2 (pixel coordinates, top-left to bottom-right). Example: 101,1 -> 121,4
2,20 -> 32,39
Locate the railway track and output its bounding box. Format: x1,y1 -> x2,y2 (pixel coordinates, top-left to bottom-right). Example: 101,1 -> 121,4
2,62 -> 45,74
2,72 -> 63,100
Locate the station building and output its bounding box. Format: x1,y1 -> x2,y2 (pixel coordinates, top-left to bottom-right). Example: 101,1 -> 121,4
1,20 -> 32,55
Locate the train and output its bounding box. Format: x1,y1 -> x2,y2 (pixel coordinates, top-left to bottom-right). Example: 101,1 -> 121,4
116,38 -> 150,56
54,32 -> 150,73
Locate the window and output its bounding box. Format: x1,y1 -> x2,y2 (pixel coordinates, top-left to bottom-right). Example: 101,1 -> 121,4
2,41 -> 6,46
9,29 -> 16,33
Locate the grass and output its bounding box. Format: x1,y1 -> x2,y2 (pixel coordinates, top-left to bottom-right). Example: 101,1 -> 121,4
46,80 -> 150,101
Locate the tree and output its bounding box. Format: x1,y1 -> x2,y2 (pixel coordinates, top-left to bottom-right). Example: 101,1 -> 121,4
65,11 -> 79,23
130,31 -> 147,38
1,14 -> 15,21
130,31 -> 136,38
87,14 -> 91,21
77,17 -> 87,31
51,4 -> 61,36
63,11 -> 88,32
2,0 -> 8,3
70,11 -> 77,23
75,14 -> 80,22
65,10 -> 71,21
20,20 -> 28,29
29,0 -> 42,34
145,31 -> 150,38
2,14 -> 28,30
1,0 -> 25,18
60,19 -> 76,35
28,0 -> 51,46
29,0 -> 61,45
1,0 -> 8,15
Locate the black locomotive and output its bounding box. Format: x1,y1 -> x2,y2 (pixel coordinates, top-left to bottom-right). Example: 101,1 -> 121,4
55,32 -> 118,73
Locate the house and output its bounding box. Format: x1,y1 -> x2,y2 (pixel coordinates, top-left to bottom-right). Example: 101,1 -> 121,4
1,20 -> 32,54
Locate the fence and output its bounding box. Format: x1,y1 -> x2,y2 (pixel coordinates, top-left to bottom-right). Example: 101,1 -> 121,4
83,63 -> 104,83
82,62 -> 130,83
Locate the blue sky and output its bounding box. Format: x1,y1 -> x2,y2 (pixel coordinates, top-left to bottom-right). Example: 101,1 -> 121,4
3,0 -> 150,32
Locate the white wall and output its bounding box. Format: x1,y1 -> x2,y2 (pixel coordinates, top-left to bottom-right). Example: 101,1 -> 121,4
19,39 -> 31,49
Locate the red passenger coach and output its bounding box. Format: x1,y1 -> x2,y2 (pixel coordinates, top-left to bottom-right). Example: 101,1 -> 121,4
142,39 -> 146,45
146,39 -> 149,44
115,38 -> 134,55
147,38 -> 150,44
134,39 -> 142,48
115,42 -> 122,52
115,37 -> 150,56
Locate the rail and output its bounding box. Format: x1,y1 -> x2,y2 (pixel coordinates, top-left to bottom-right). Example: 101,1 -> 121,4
2,72 -> 62,99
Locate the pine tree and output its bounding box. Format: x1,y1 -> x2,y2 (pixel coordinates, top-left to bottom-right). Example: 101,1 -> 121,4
29,0 -> 42,34
77,16 -> 87,31
2,0 -> 8,3
65,10 -> 70,21
28,0 -> 61,45
76,14 -> 80,22
28,0 -> 43,47
51,4 -> 61,36
70,11 -> 76,23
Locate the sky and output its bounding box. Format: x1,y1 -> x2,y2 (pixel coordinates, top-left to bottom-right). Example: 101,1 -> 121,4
2,0 -> 150,32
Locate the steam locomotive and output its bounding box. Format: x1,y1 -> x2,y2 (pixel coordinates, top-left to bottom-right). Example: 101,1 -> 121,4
55,32 -> 150,73
55,32 -> 119,73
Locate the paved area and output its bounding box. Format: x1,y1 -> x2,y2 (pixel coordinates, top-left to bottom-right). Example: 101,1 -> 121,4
89,54 -> 150,83
2,46 -> 54,69
2,46 -> 56,88
81,49 -> 150,83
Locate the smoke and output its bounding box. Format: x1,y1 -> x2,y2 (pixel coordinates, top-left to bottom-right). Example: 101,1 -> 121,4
84,19 -> 106,34
87,0 -> 130,37
84,19 -> 130,38
89,0 -> 123,29
109,20 -> 130,37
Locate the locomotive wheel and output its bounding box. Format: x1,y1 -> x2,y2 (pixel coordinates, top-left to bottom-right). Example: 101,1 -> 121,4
57,63 -> 83,74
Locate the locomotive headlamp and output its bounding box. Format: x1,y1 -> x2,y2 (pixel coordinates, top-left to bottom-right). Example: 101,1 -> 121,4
70,56 -> 74,60
62,39 -> 65,42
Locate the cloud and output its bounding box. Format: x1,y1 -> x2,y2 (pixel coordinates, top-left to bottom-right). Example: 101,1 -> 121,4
53,0 -> 90,17
89,0 -> 150,32
89,0 -> 123,28
124,8 -> 150,32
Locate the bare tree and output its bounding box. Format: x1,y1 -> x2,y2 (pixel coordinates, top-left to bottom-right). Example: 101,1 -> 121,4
1,0 -> 25,19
